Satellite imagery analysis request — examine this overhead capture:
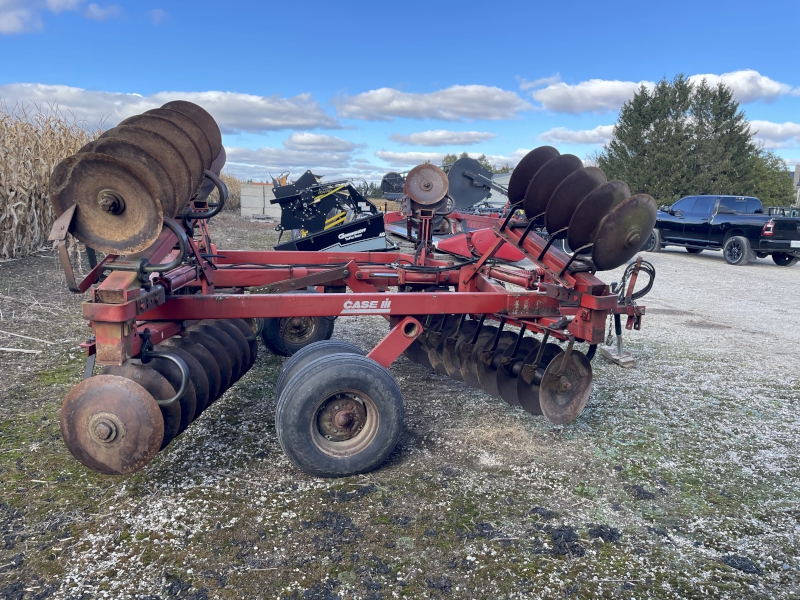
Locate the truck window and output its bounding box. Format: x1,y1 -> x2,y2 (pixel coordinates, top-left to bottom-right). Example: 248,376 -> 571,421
746,198 -> 763,213
717,197 -> 746,214
671,197 -> 696,214
691,197 -> 716,215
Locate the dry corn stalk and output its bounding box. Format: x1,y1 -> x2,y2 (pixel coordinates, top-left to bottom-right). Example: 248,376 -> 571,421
207,171 -> 243,212
0,101 -> 101,259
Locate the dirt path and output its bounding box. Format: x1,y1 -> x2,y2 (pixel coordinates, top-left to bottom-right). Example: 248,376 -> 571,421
0,213 -> 798,599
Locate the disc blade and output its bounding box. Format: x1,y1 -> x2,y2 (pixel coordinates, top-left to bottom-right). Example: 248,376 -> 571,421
80,137 -> 179,220
544,167 -> 607,235
191,324 -> 243,383
539,350 -> 593,425
182,330 -> 233,395
147,107 -> 213,168
100,124 -> 193,211
209,320 -> 252,381
162,336 -> 221,404
517,342 -> 562,415
60,375 -> 164,475
157,343 -> 210,416
404,164 -> 449,205
427,316 -> 461,374
523,154 -> 583,219
592,194 -> 658,271
161,100 -> 223,158
442,321 -> 479,381
447,157 -> 493,208
507,146 -> 560,205
496,337 -> 538,406
101,362 -> 181,450
460,326 -> 498,388
566,180 -> 631,251
118,114 -> 204,199
475,331 -> 518,397
49,152 -> 163,255
228,318 -> 259,371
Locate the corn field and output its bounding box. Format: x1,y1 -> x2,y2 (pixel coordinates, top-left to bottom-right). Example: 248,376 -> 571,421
0,102 -> 101,259
211,171 -> 243,212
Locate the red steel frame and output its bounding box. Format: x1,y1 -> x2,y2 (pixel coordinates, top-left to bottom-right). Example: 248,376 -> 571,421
73,213 -> 645,369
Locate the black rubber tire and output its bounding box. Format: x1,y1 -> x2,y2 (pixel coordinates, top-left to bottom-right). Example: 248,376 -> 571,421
772,252 -> 799,267
686,248 -> 703,254
275,340 -> 365,401
723,235 -> 751,266
642,228 -> 662,252
276,353 -> 404,477
261,289 -> 335,357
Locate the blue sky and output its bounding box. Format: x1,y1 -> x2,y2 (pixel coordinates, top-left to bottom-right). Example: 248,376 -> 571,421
1,0 -> 799,182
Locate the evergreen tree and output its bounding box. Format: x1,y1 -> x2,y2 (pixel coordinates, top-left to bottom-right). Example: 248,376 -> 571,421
751,150 -> 797,206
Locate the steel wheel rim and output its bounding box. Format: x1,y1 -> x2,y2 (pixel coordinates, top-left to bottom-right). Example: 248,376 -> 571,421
311,389 -> 379,457
281,316 -> 318,345
726,239 -> 743,262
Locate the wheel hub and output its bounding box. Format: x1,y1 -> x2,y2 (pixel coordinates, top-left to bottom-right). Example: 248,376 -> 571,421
317,395 -> 367,441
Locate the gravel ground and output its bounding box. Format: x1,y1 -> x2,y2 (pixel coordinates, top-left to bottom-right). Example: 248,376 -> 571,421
0,212 -> 798,599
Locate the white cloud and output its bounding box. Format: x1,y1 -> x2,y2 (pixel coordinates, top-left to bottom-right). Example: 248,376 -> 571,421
283,132 -> 357,152
518,75 -> 562,91
689,70 -> 795,104
531,79 -> 655,114
375,148 -> 530,168
750,120 -> 800,149
539,124 -> 615,145
83,3 -> 120,20
389,130 -> 496,147
148,7 -> 168,25
45,0 -> 83,13
0,83 -> 340,132
334,85 -> 531,122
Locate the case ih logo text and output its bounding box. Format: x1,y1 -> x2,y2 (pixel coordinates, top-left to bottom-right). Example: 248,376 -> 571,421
341,299 -> 392,314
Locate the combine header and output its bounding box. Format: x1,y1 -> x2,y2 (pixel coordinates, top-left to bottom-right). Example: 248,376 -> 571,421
49,102 -> 656,478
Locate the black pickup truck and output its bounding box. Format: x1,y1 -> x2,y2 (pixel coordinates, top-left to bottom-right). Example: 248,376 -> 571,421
642,195 -> 800,266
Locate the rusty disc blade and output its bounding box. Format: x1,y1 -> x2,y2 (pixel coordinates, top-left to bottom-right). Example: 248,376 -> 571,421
592,194 -> 658,271
517,343 -> 562,415
207,320 -> 252,380
404,164 -> 449,205
101,124 -> 193,213
442,320 -> 479,381
60,375 -> 164,475
146,356 -> 197,434
191,324 -> 243,383
496,337 -> 539,406
161,100 -> 223,158
147,107 -> 213,168
101,363 -> 181,450
523,154 -> 583,219
475,331 -> 518,397
157,343 -> 210,416
119,114 -> 203,199
507,146 -> 560,205
162,336 -> 221,404
566,180 -> 631,251
545,167 -> 607,235
182,330 -> 232,397
427,316 -> 461,374
80,137 -> 179,222
49,152 -> 163,254
229,319 -> 258,371
460,326 -> 498,388
539,350 -> 593,424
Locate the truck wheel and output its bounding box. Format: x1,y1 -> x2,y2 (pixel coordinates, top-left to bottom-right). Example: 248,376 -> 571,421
686,248 -> 703,254
723,236 -> 751,266
772,252 -> 799,267
276,353 -> 404,477
642,229 -> 661,252
260,288 -> 335,356
275,340 -> 365,401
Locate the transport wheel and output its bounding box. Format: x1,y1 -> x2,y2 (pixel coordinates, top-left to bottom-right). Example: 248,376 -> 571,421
261,289 -> 335,356
275,340 -> 365,401
723,235 -> 751,266
276,353 -> 404,477
772,252 -> 799,267
642,228 -> 661,252
686,248 -> 703,254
